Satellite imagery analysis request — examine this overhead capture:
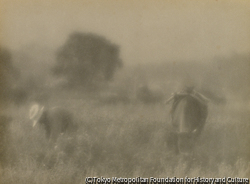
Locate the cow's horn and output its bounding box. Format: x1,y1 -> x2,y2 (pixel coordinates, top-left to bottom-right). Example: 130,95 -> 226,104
32,120 -> 38,127
29,104 -> 40,120
192,129 -> 197,133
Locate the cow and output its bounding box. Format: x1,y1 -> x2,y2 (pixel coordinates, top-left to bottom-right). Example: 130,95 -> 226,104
166,87 -> 208,154
29,103 -> 77,144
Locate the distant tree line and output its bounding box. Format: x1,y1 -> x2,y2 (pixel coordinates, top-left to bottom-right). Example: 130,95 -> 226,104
0,32 -> 123,106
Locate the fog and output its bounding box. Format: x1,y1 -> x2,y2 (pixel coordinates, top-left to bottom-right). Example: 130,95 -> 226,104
0,0 -> 250,182
1,0 -> 250,64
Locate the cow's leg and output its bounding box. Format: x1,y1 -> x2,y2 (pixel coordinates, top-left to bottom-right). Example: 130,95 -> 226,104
178,132 -> 196,154
174,137 -> 180,155
166,131 -> 179,154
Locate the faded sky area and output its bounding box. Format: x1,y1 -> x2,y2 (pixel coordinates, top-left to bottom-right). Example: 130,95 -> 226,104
0,0 -> 250,64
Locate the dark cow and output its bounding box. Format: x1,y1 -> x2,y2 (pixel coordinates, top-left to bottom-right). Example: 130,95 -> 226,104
29,103 -> 77,144
168,91 -> 208,154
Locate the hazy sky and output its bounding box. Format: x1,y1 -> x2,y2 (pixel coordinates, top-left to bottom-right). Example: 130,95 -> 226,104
1,0 -> 250,64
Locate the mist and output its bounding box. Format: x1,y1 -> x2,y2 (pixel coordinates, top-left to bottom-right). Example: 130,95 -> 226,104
0,0 -> 250,182
1,0 -> 250,64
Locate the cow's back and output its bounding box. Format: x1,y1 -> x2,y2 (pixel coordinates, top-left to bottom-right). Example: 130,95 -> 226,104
172,95 -> 207,134
48,107 -> 72,131
39,106 -> 75,143
170,95 -> 208,154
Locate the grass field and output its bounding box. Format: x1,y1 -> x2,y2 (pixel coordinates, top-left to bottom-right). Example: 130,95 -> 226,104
1,91 -> 250,183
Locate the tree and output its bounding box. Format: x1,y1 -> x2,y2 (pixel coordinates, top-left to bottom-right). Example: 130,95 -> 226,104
0,46 -> 19,107
52,32 -> 122,88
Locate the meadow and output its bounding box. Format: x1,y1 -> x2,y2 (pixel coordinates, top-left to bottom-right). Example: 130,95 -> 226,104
1,89 -> 249,183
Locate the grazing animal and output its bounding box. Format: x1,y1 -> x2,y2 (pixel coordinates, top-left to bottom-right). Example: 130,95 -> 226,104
29,103 -> 77,143
168,93 -> 208,154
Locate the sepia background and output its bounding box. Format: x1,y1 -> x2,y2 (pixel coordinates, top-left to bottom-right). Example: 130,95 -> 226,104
0,0 -> 250,183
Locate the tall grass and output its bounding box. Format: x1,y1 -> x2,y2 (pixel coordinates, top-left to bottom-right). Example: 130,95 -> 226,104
1,96 -> 249,183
